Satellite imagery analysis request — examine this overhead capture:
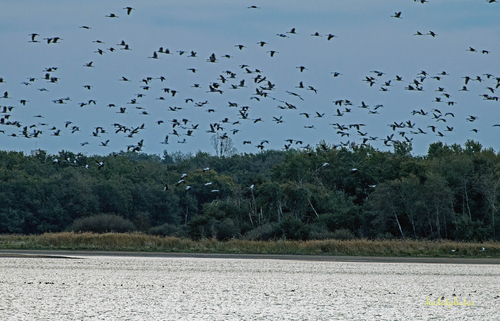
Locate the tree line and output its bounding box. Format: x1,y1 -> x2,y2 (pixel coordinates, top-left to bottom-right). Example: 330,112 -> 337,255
0,139 -> 498,241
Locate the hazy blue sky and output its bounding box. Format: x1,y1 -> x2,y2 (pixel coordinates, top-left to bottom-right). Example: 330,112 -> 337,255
1,0 -> 499,156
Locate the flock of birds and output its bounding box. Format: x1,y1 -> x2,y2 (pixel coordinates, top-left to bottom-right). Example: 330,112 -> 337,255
1,1 -> 499,158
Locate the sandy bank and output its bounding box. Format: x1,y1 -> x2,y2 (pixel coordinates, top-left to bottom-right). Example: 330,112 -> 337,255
1,249 -> 500,264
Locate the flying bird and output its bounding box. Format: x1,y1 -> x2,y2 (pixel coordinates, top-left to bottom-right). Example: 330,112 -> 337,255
29,33 -> 39,42
391,11 -> 402,18
124,7 -> 134,15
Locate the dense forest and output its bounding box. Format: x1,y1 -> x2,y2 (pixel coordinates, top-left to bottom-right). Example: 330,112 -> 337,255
1,140 -> 499,241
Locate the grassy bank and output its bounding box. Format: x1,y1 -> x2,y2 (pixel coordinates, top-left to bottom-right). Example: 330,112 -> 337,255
0,232 -> 499,258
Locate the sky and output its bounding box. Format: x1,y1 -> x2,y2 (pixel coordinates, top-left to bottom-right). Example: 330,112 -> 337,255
1,0 -> 499,157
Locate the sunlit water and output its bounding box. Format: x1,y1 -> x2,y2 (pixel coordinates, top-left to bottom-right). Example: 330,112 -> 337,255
0,255 -> 499,320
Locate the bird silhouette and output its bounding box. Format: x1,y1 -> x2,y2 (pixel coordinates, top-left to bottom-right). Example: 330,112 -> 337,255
391,12 -> 402,18
124,7 -> 134,15
29,33 -> 39,42
1,2 -> 497,158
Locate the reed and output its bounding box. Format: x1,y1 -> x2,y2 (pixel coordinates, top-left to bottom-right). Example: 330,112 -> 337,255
0,232 -> 498,257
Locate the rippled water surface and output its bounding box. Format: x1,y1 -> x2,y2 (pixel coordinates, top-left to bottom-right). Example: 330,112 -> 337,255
0,255 -> 499,320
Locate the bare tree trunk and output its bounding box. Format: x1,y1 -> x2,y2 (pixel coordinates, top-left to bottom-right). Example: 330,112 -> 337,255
443,207 -> 448,239
250,189 -> 256,218
308,199 -> 319,219
428,216 -> 434,237
392,208 -> 405,239
384,187 -> 404,238
408,209 -> 417,238
397,185 -> 417,238
480,176 -> 499,236
464,183 -> 472,220
278,199 -> 283,223
435,201 -> 441,239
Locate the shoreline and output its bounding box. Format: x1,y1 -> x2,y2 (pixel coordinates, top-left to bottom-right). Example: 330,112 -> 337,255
2,249 -> 500,264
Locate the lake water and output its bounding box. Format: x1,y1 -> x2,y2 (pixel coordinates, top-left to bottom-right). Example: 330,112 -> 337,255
0,254 -> 499,320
